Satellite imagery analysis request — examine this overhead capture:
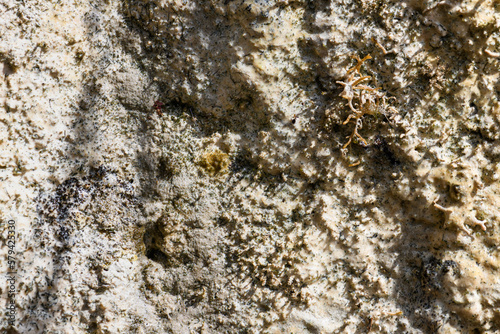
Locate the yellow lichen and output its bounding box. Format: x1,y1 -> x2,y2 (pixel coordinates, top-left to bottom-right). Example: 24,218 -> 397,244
198,149 -> 230,176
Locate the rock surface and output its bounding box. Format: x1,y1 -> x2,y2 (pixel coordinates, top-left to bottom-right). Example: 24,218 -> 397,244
1,0 -> 500,333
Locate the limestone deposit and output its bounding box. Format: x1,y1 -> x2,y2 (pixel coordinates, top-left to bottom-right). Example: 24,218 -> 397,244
1,0 -> 500,333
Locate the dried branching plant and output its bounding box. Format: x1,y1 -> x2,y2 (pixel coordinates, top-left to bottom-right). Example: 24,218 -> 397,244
336,54 -> 396,154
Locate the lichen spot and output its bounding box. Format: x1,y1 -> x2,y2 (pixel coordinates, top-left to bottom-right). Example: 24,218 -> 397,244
198,149 -> 230,176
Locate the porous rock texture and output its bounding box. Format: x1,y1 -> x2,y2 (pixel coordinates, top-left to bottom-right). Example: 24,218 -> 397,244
1,0 -> 500,333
